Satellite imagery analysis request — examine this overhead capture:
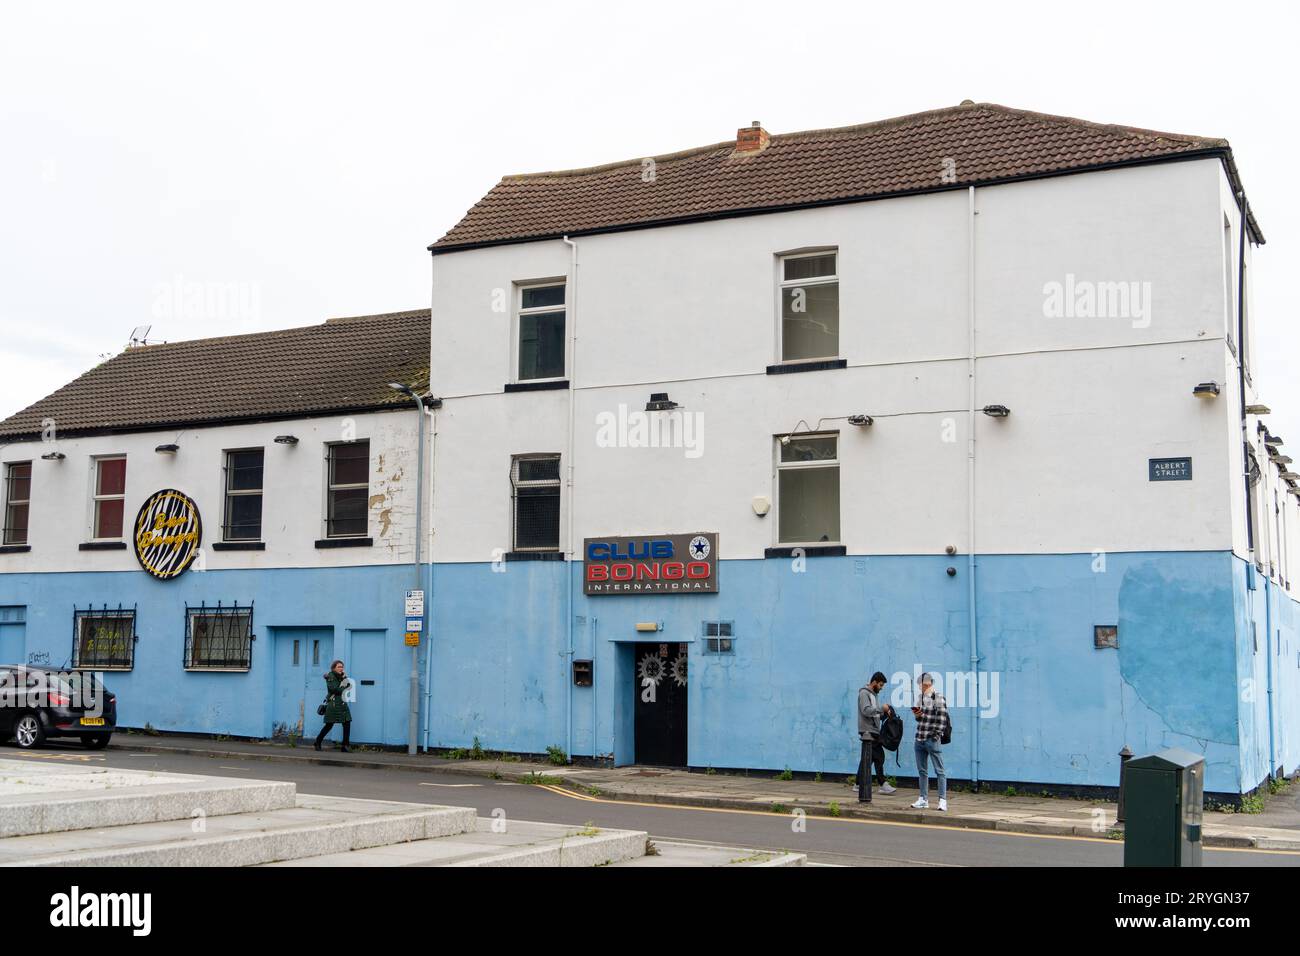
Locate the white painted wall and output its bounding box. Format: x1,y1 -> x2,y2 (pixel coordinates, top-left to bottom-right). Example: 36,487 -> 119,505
0,409 -> 422,574
429,158 -> 1292,592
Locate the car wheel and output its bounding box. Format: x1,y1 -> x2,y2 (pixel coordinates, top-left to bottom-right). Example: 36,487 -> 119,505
80,734 -> 110,750
13,713 -> 45,749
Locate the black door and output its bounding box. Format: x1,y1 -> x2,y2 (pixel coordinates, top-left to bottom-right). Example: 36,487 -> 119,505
633,642 -> 688,766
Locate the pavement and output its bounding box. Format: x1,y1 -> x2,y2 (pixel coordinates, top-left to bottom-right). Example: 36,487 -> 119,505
104,732 -> 1300,851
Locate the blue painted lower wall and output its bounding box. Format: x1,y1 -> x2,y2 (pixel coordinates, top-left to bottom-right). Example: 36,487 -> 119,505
2,550 -> 1296,794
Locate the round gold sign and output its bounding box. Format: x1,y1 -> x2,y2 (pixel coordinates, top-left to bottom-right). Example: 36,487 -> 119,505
133,489 -> 202,580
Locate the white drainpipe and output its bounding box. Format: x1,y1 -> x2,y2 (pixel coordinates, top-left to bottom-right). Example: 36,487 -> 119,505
966,185 -> 981,788
562,235 -> 579,762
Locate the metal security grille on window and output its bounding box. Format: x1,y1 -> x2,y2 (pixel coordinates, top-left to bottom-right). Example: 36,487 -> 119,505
3,462 -> 31,546
185,602 -> 254,669
511,455 -> 560,550
327,441 -> 369,537
223,449 -> 264,540
73,606 -> 136,669
703,621 -> 734,654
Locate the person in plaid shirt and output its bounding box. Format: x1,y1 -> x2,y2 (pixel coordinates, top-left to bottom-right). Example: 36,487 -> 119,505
910,672 -> 949,811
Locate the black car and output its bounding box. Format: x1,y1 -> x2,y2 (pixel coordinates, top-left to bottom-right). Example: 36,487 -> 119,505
0,665 -> 117,749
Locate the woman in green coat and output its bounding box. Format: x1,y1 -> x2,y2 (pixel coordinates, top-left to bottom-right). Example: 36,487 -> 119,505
313,659 -> 353,752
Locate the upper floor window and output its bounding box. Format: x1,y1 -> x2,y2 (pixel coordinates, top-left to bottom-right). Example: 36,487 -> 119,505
325,440 -> 369,538
511,454 -> 561,551
92,457 -> 126,540
776,433 -> 840,545
223,449 -> 264,541
779,251 -> 839,362
3,462 -> 31,546
517,282 -> 566,381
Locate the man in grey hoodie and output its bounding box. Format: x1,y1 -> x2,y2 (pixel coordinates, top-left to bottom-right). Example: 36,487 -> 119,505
857,671 -> 896,803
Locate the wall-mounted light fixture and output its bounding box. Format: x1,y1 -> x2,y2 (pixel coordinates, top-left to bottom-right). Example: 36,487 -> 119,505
635,622 -> 662,633
645,392 -> 679,412
982,405 -> 1011,418
40,451 -> 65,461
1193,382 -> 1221,398
154,443 -> 179,454
274,435 -> 299,445
1245,403 -> 1271,415
847,414 -> 873,427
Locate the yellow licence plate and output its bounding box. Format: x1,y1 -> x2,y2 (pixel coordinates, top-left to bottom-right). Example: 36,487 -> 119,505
80,717 -> 105,726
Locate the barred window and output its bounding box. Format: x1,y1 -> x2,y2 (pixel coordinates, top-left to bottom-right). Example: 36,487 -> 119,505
223,449 -> 264,541
326,440 -> 369,538
702,620 -> 735,654
3,461 -> 31,546
185,603 -> 254,670
73,606 -> 136,670
511,454 -> 560,551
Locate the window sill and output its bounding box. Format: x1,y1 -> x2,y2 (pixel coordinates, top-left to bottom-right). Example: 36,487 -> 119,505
212,541 -> 266,551
764,545 -> 847,558
315,537 -> 373,549
79,541 -> 127,551
76,666 -> 133,672
504,380 -> 569,393
184,666 -> 252,673
766,359 -> 847,375
504,550 -> 564,561
0,545 -> 31,554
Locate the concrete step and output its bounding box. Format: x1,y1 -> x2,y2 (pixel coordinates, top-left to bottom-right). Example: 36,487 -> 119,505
0,758 -> 296,837
611,840 -> 806,867
259,817 -> 649,867
0,794 -> 476,867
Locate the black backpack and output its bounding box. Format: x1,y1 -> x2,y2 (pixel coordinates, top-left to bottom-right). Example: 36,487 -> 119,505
879,711 -> 904,753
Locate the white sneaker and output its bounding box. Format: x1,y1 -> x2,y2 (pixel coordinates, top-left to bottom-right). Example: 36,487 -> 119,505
938,798 -> 948,812
910,797 -> 929,809
879,783 -> 896,795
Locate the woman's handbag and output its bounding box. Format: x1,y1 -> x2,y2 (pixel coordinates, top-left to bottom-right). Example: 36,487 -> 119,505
317,696 -> 329,717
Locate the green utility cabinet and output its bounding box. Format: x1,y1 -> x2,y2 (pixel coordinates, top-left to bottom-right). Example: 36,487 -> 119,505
1122,748 -> 1204,867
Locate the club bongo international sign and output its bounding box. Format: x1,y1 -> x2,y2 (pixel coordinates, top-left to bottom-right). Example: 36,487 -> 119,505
133,489 -> 202,580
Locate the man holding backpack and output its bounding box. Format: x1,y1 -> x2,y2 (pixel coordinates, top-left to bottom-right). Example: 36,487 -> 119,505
856,671 -> 898,803
910,672 -> 951,811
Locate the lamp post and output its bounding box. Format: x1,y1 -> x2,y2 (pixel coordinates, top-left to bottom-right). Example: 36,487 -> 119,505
390,382 -> 424,755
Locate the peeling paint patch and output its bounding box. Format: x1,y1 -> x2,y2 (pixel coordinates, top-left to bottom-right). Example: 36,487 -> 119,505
1118,558 -> 1235,744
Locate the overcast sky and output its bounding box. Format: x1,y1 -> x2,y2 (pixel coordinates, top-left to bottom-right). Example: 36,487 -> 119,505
1,1 -> 1296,443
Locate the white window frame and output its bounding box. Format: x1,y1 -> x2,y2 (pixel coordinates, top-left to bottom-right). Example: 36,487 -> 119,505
323,440 -> 370,539
776,249 -> 840,364
513,279 -> 568,384
90,456 -> 127,542
222,448 -> 265,542
510,453 -> 562,552
774,432 -> 841,546
3,460 -> 32,546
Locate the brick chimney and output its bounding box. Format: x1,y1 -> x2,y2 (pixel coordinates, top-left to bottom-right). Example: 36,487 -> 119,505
735,120 -> 770,152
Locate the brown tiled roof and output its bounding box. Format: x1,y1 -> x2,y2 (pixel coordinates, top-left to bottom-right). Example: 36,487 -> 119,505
0,309 -> 431,440
431,102 -> 1261,251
